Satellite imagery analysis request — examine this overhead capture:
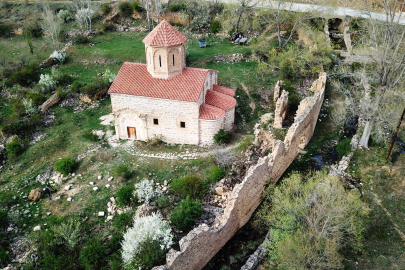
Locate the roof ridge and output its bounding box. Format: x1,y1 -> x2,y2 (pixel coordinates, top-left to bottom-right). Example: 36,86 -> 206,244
142,20 -> 187,47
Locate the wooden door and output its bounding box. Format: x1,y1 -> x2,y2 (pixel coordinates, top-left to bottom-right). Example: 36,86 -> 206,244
127,127 -> 136,138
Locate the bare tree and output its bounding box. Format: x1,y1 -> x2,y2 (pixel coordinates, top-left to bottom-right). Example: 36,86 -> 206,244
41,4 -> 62,51
143,0 -> 152,31
72,0 -> 94,32
235,0 -> 258,34
335,0 -> 405,148
155,0 -> 162,24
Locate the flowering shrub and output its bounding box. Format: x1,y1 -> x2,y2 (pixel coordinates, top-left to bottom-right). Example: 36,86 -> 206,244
58,10 -> 74,23
104,69 -> 116,83
50,51 -> 67,63
38,74 -> 56,91
22,98 -> 36,115
122,212 -> 173,268
134,179 -> 163,203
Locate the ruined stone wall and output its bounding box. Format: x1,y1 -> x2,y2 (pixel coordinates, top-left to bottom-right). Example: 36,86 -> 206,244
152,72 -> 327,270
273,90 -> 289,128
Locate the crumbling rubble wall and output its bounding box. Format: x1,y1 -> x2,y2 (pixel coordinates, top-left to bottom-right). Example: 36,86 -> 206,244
153,73 -> 327,270
273,90 -> 289,128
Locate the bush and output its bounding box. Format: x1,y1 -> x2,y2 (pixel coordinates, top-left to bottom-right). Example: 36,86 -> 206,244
0,211 -> 8,230
282,80 -> 301,108
6,138 -> 24,159
155,196 -> 169,208
70,81 -> 84,93
336,138 -> 351,158
170,197 -> 203,231
116,185 -> 135,207
131,1 -> 143,12
210,19 -> 222,34
24,22 -> 42,38
0,23 -> 11,38
0,246 -> 10,267
80,238 -> 107,270
122,213 -> 173,268
119,2 -> 133,17
27,92 -> 46,107
101,3 -> 112,14
81,79 -> 108,97
50,51 -> 67,64
58,10 -> 74,23
114,164 -> 132,179
168,3 -> 186,12
56,73 -> 73,86
83,130 -> 98,141
113,212 -> 132,231
214,129 -> 230,144
2,120 -> 34,137
54,157 -> 77,176
38,74 -> 56,91
209,166 -> 226,182
103,22 -> 115,32
170,175 -> 207,199
74,34 -> 88,44
5,62 -> 40,87
134,179 -> 163,203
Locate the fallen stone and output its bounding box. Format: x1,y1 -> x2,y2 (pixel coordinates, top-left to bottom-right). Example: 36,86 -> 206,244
33,226 -> 41,231
93,187 -> 99,191
28,188 -> 44,202
90,182 -> 94,185
98,175 -> 102,180
105,184 -> 110,188
98,211 -> 105,217
67,197 -> 73,202
106,215 -> 113,222
46,212 -> 51,216
65,185 -> 71,190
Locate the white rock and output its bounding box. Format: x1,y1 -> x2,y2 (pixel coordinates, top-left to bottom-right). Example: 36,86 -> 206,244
65,185 -> 71,190
110,197 -> 115,202
46,212 -> 51,216
93,187 -> 98,191
108,177 -> 113,181
90,182 -> 94,185
98,175 -> 102,180
98,211 -> 105,217
7,227 -> 13,232
105,184 -> 111,188
67,197 -> 73,202
33,225 -> 41,231
106,215 -> 113,222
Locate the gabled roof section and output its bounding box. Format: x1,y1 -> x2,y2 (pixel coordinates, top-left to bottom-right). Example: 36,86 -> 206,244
205,90 -> 237,111
213,84 -> 235,97
199,104 -> 225,120
108,63 -> 216,102
143,20 -> 187,47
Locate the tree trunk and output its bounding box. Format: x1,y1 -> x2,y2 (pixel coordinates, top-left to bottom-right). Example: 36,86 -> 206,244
235,7 -> 244,33
359,119 -> 374,148
277,21 -> 282,48
146,8 -> 151,31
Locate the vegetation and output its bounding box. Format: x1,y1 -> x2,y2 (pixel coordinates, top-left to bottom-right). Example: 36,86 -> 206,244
6,138 -> 24,159
336,138 -> 351,158
80,238 -> 107,270
214,129 -> 231,144
170,196 -> 203,231
54,157 -> 77,176
208,166 -> 226,182
83,130 -> 98,141
170,175 -> 207,199
115,185 -> 135,207
119,2 -> 133,17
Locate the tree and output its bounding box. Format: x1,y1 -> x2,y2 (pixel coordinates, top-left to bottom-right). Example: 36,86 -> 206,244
257,171 -> 369,269
41,4 -> 61,51
334,1 -> 405,148
155,0 -> 162,24
234,0 -> 257,34
72,0 -> 94,32
143,0 -> 152,31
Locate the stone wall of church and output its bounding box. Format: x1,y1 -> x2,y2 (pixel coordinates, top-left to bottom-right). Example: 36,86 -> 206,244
111,93 -> 200,145
145,44 -> 186,79
198,117 -> 224,145
224,107 -> 235,131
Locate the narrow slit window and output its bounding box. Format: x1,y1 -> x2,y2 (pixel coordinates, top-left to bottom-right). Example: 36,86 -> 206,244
153,118 -> 159,125
149,53 -> 151,64
159,55 -> 161,67
173,54 -> 175,66
180,121 -> 186,128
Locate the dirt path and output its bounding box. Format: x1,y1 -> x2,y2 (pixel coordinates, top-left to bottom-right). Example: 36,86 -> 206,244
369,178 -> 405,244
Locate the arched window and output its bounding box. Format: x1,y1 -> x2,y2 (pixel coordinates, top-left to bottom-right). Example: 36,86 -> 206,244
173,54 -> 175,66
159,55 -> 161,67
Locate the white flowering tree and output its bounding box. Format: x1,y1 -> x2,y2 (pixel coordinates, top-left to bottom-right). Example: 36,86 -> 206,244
50,51 -> 67,63
23,99 -> 36,115
73,0 -> 94,32
122,212 -> 173,269
134,179 -> 163,203
38,74 -> 56,92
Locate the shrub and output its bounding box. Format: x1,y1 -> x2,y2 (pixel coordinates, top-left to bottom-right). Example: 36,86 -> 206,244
101,3 -> 112,14
103,22 -> 115,32
118,2 -> 133,17
56,73 -> 73,86
131,1 -> 143,12
74,34 -> 88,44
214,129 -> 230,144
54,157 -> 77,176
24,22 -> 42,38
70,81 -> 84,93
50,51 -> 67,63
22,98 -> 36,115
81,79 -> 108,97
0,23 -> 11,38
209,166 -> 226,182
5,62 -> 40,87
58,10 -> 74,23
114,164 -> 132,179
27,92 -> 46,107
30,113 -> 42,124
170,175 -> 207,199
170,197 -> 203,231
122,213 -> 173,268
51,219 -> 81,250
113,212 -> 132,231
38,74 -> 56,92
116,186 -> 135,207
6,138 -> 24,159
155,196 -> 169,208
336,138 -> 351,158
0,246 -> 10,267
134,179 -> 163,203
83,130 -> 98,141
80,238 -> 107,270
168,3 -> 186,12
2,120 -> 34,137
0,211 -> 8,230
104,69 -> 116,83
210,19 -> 221,34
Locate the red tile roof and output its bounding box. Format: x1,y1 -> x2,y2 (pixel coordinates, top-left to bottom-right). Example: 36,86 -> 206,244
205,90 -> 237,111
199,104 -> 225,120
108,63 -> 216,102
143,20 -> 187,47
213,84 -> 235,96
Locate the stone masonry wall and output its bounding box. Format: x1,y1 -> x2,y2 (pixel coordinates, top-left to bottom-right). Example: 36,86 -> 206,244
199,117 -> 224,145
273,90 -> 289,128
152,72 -> 327,270
224,107 -> 235,131
111,93 -> 200,145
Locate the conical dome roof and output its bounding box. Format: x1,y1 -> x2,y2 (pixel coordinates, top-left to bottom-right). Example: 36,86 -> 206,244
142,20 -> 187,47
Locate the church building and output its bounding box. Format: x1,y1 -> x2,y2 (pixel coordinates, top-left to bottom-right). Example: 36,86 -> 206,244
108,20 -> 236,145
